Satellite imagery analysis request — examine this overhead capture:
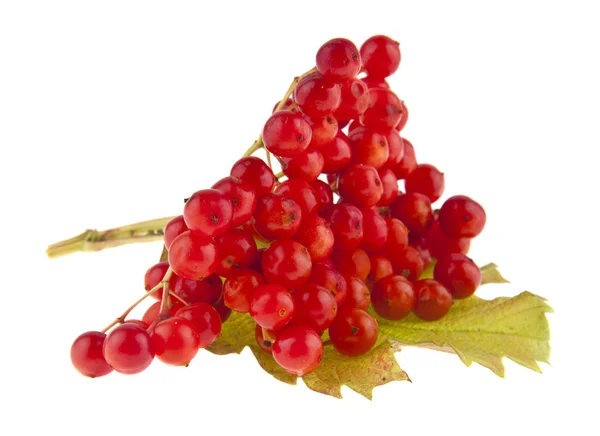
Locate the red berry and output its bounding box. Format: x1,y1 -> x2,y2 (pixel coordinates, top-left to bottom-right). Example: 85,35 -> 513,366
255,324 -> 275,354
396,100 -> 409,131
321,203 -> 363,250
331,248 -> 371,281
214,228 -> 258,277
262,110 -> 312,157
223,269 -> 265,313
293,214 -> 334,263
311,179 -> 334,212
405,164 -> 445,203
388,246 -> 424,281
412,279 -> 453,321
151,317 -> 200,366
273,178 -> 319,217
309,263 -> 347,306
361,76 -> 389,89
316,38 -> 361,81
272,325 -> 323,376
377,167 -> 399,206
360,35 -> 401,79
292,283 -> 337,332
183,189 -> 233,238
389,192 -> 433,234
360,207 -> 388,253
334,78 -> 370,121
212,297 -> 232,323
163,215 -> 188,250
71,331 -> 113,378
368,255 -> 394,282
212,176 -> 257,227
261,240 -> 312,289
382,217 -> 409,254
103,324 -> 155,375
230,156 -> 275,197
426,219 -> 471,258
168,231 -> 219,280
349,127 -> 390,169
306,115 -> 339,148
279,148 -> 324,182
320,132 -> 352,174
142,300 -> 184,327
371,274 -> 415,320
250,284 -> 295,330
433,254 -> 481,299
253,194 -> 302,240
175,303 -> 222,348
342,276 -> 371,310
144,261 -> 173,300
439,195 -> 486,239
384,129 -> 405,169
171,273 -> 223,305
329,308 -> 378,357
293,72 -> 342,118
359,88 -> 404,130
338,164 -> 383,208
393,137 -> 416,179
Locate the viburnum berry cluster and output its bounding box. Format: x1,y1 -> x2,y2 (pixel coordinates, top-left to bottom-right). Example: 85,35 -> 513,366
69,35 -> 489,379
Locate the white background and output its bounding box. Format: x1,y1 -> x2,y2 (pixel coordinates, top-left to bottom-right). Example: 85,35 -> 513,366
1,1 -> 598,435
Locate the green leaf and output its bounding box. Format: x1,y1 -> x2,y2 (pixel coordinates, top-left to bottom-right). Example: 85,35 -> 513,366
206,311 -> 255,356
375,291 -> 552,376
480,263 -> 510,284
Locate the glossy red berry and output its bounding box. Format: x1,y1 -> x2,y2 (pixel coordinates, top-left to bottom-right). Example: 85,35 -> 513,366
151,317 -> 200,366
292,283 -> 338,332
360,207 -> 388,253
175,303 -> 222,348
329,308 -> 378,357
377,167 -> 399,207
392,137 -> 416,179
412,279 -> 453,321
426,219 -> 471,259
171,273 -> 223,305
279,149 -> 324,182
384,129 -> 405,169
334,78 -> 370,121
368,255 -> 394,282
320,132 -> 353,174
212,176 -> 257,227
293,214 -> 334,263
343,276 -> 371,310
253,194 -> 302,240
183,189 -> 233,238
262,110 -> 312,157
360,35 -> 401,79
309,263 -> 347,306
293,72 -> 342,118
223,269 -> 265,313
144,261 -> 173,300
316,38 -> 361,81
349,127 -> 389,169
389,192 -> 434,234
439,195 -> 486,239
142,300 -> 184,327
371,275 -> 415,320
273,178 -> 319,217
433,254 -> 481,299
168,231 -> 219,281
359,87 -> 404,130
272,325 -> 323,376
405,164 -> 445,203
321,203 -> 363,250
214,228 -> 258,277
311,179 -> 334,212
306,115 -> 339,148
71,331 -> 113,378
388,246 -> 424,281
163,215 -> 188,250
338,164 -> 383,208
255,324 -> 275,354
382,217 -> 409,254
250,284 -> 295,330
261,240 -> 312,289
230,156 -> 275,197
331,248 -> 371,281
103,324 -> 155,375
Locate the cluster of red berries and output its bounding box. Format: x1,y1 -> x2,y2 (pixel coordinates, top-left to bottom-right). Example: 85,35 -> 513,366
70,35 -> 486,379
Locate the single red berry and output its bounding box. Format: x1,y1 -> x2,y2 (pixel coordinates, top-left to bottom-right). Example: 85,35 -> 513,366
230,156 -> 275,197
377,167 -> 399,206
321,203 -> 363,250
342,276 -> 371,310
371,274 -> 415,320
334,78 -> 370,121
223,269 -> 265,313
392,137 -> 416,179
426,219 -> 471,259
306,115 -> 339,148
171,273 -> 223,305
261,240 -> 312,289
382,217 -> 409,254
292,283 -> 337,332
368,255 -> 394,283
389,192 -> 434,234
272,325 -> 323,376
360,207 -> 388,253
71,331 -> 113,378
439,195 -> 486,239
293,72 -> 342,118
253,194 -> 302,240
262,110 -> 312,157
273,178 -> 319,217
413,279 -> 453,321
293,214 -> 334,263
405,163 -> 445,203
312,179 -> 334,212
175,303 -> 222,348
329,308 -> 378,357
359,87 -> 404,130
151,317 -> 200,366
349,127 -> 390,169
384,129 -> 405,169
309,263 -> 347,306
320,132 -> 352,174
183,189 -> 233,238
103,324 -> 155,375
212,176 -> 257,227
163,215 -> 188,250
168,231 -> 219,280
144,261 -> 173,300
360,35 -> 401,79
250,284 -> 295,330
434,253 -> 481,299
142,300 -> 184,327
316,38 -> 361,81
279,149 -> 324,182
388,246 -> 424,281
331,248 -> 371,281
338,164 -> 383,208
214,228 -> 258,277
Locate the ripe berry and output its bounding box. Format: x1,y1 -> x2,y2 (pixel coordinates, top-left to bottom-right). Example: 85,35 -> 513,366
439,195 -> 486,239
273,178 -> 319,217
144,261 -> 173,300
262,110 -> 312,157
292,283 -> 337,332
412,279 -> 453,321
311,179 -> 334,212
253,194 -> 302,240
361,76 -> 389,89
163,215 -> 188,250
71,331 -> 113,378
103,324 -> 155,375
343,276 -> 371,310
175,303 -> 222,348
377,168 -> 399,207
230,156 -> 275,197
349,127 -> 390,169
152,317 -> 200,366
334,78 -> 370,121
384,129 -> 405,169
293,214 -> 334,263
434,253 -> 481,299
320,132 -> 353,174
309,263 -> 347,306
338,164 -> 383,208
392,137 -> 416,179
425,219 -> 471,259
368,255 -> 394,282
272,325 -> 323,376
331,248 -> 371,281
261,240 -> 312,289
321,203 -> 363,250
405,163 -> 445,203
389,192 -> 433,234
279,149 -> 324,182
171,273 -> 223,305
382,217 -> 409,254
250,284 -> 295,330
214,228 -> 258,277
306,115 -> 339,148
212,176 -> 257,227
359,88 -> 404,130
223,269 -> 265,313
360,207 -> 388,253
371,274 -> 415,320
142,300 -> 184,327
168,231 -> 219,280
183,189 -> 233,238
360,35 -> 401,79
293,72 -> 342,118
329,308 -> 378,357
388,246 -> 424,281
316,38 -> 361,81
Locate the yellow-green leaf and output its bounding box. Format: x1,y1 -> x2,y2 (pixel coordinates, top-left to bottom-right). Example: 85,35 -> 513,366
206,311 -> 255,356
375,291 -> 552,376
480,263 -> 509,284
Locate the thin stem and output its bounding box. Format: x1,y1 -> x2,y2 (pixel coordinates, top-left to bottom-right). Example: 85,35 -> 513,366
169,291 -> 189,306
147,267 -> 174,332
47,216 -> 175,258
274,171 -> 284,179
100,271 -> 171,333
265,148 -> 273,169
